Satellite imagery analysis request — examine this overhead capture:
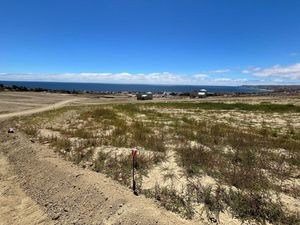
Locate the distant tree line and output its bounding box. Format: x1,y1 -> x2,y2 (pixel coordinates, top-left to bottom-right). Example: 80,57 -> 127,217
0,83 -> 80,94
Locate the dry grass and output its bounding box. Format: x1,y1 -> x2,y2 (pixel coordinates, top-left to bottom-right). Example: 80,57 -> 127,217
18,101 -> 300,224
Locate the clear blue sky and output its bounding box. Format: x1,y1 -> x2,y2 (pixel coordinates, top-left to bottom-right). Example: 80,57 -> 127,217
1,0 -> 300,85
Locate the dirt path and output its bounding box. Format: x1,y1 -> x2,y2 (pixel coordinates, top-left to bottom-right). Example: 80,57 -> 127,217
0,123 -> 199,225
0,99 -> 79,120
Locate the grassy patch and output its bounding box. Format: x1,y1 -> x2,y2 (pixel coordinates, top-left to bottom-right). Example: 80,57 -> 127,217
93,151 -> 153,190
144,102 -> 300,113
144,184 -> 195,219
225,190 -> 300,224
22,126 -> 38,136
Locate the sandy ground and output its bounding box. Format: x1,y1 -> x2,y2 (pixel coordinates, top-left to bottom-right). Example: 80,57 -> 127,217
0,92 -> 81,114
0,92 -> 200,225
0,153 -> 53,225
0,99 -> 79,120
0,128 -> 197,225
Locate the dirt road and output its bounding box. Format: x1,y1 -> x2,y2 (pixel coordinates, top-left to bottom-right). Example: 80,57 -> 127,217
0,99 -> 79,120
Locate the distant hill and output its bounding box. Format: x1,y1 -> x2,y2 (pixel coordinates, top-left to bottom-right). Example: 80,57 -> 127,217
242,85 -> 300,93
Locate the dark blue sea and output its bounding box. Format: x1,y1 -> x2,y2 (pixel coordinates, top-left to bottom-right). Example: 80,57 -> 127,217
0,81 -> 262,93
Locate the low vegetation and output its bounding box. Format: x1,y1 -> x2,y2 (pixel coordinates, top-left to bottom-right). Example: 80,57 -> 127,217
144,102 -> 300,113
18,101 -> 300,224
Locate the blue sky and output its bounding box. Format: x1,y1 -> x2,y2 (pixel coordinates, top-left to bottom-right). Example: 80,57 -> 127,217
1,0 -> 300,85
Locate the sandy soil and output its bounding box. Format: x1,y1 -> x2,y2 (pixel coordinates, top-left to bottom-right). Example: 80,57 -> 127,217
0,127 -> 198,225
143,150 -> 186,191
0,92 -> 81,114
0,93 -> 200,224
0,153 -> 53,225
0,99 -> 79,120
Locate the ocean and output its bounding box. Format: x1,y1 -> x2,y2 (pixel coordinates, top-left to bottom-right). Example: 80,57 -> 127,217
0,81 -> 263,93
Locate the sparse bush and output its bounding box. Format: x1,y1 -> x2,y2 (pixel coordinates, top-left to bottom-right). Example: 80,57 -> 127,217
72,147 -> 94,165
202,185 -> 225,216
18,101 -> 300,224
81,107 -> 117,122
23,126 -> 38,136
93,151 -> 152,188
105,154 -> 132,186
50,137 -> 72,152
224,148 -> 271,192
114,104 -> 141,116
187,180 -> 225,221
144,102 -> 300,113
176,143 -> 220,176
73,128 -> 94,139
225,189 -> 300,224
145,184 -> 195,219
94,151 -> 108,172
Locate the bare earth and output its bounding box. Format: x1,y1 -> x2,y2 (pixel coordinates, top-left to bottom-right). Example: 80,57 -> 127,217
0,92 -> 198,225
0,130 -> 195,225
0,92 -> 81,114
0,153 -> 53,225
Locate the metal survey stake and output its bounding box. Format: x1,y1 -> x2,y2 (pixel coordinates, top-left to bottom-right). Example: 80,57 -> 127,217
132,148 -> 138,195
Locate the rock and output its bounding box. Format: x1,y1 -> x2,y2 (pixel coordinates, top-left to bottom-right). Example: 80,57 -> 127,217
52,213 -> 61,220
85,162 -> 93,167
8,128 -> 14,133
208,216 -> 217,223
72,219 -> 79,224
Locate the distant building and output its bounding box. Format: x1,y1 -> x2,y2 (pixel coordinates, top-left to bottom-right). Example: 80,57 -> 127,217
136,92 -> 153,100
190,89 -> 207,98
162,91 -> 169,97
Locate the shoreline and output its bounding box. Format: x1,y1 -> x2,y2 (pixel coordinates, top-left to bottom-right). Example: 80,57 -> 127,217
2,81 -> 300,97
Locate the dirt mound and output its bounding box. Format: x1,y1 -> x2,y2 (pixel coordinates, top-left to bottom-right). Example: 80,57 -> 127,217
0,153 -> 53,225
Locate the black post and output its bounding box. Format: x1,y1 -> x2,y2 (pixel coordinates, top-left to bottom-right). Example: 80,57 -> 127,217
132,151 -> 138,195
